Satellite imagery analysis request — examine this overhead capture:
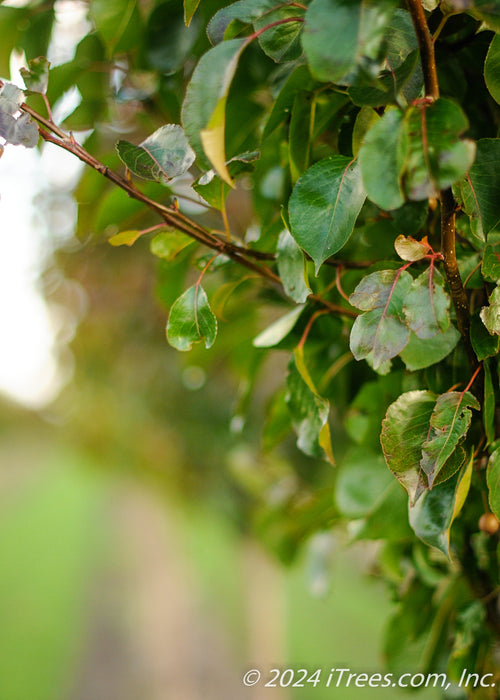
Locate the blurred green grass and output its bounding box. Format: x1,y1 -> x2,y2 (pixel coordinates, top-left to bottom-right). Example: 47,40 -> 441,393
0,444 -> 436,699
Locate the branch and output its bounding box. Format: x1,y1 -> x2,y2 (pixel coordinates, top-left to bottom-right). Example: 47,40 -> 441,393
21,105 -> 356,319
406,0 -> 476,369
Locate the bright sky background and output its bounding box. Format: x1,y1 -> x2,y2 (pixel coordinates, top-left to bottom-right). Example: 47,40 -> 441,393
0,1 -> 88,408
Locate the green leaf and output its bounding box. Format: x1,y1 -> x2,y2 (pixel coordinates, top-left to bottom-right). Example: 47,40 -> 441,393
487,449 -> 500,519
353,480 -> 413,541
286,348 -> 334,464
391,200 -> 428,235
184,0 -> 201,26
116,125 -> 195,183
403,268 -> 451,339
458,140 -> 500,240
352,107 -> 379,157
288,156 -> 366,273
108,230 -> 145,247
181,38 -> 247,184
207,0 -> 277,44
349,269 -> 412,370
381,390 -> 437,504
482,244 -> 500,282
399,325 -> 460,371
20,56 -> 50,94
485,34 -> 500,105
483,360 -> 496,446
254,6 -> 304,63
302,0 -> 397,85
358,108 -> 405,210
400,99 -> 476,201
480,284 -> 500,335
409,456 -> 473,556
253,305 -> 305,348
335,448 -> 393,518
150,231 -> 195,261
348,50 -> 419,107
193,151 -> 259,210
276,230 -> 311,303
263,65 -> 315,139
166,285 -> 217,351
288,91 -> 313,183
420,391 -> 479,488
467,0 -> 500,31
90,0 -> 142,55
470,310 -> 500,361
146,2 -> 200,75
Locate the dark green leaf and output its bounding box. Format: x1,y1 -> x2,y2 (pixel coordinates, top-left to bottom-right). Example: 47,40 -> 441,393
487,449 -> 500,519
400,325 -> 460,370
409,457 -> 473,556
349,269 -> 412,370
20,56 -> 50,94
470,310 -> 500,361
302,0 -> 397,85
207,0 -> 277,44
352,106 -> 379,157
181,38 -> 247,183
262,64 -> 315,139
254,6 -> 304,63
483,361 -> 496,445
401,99 -> 476,201
288,91 -> 313,182
288,156 -> 366,273
467,0 -> 500,31
485,34 -> 500,105
116,125 -> 195,183
403,268 -> 451,339
90,0 -> 143,55
166,285 -> 217,351
390,200 -> 428,235
358,107 -> 405,210
277,230 -> 311,303
348,50 -> 419,107
146,2 -> 200,75
458,140 -> 500,240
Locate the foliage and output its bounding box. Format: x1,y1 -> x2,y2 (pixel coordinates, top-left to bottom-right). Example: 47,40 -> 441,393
1,0 -> 500,691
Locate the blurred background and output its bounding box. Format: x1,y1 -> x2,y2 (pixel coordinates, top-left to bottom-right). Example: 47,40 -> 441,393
0,1 -> 435,699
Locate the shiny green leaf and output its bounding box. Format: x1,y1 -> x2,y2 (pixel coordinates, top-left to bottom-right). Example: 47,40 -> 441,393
399,325 -> 460,370
401,99 -> 476,201
302,0 -> 397,84
167,285 -> 217,351
483,361 -> 496,445
485,34 -> 500,104
359,108 -> 405,210
150,231 -> 195,261
349,269 -> 412,370
288,156 -> 366,273
458,140 -> 500,240
403,268 -> 451,339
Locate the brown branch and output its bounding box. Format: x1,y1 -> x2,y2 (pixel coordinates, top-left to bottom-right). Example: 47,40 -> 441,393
406,0 -> 476,368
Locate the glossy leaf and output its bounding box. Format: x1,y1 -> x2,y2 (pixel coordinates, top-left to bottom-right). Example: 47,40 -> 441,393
399,326 -> 460,371
254,6 -> 304,63
349,269 -> 412,370
253,305 -> 305,348
286,349 -> 334,464
207,0 -> 277,44
20,56 -> 50,94
458,140 -> 500,240
302,0 -> 397,85
403,268 -> 451,339
276,230 -> 311,303
358,108 -> 405,210
166,285 -> 217,351
182,38 -> 247,184
487,449 -> 500,519
485,34 -> 500,105
184,0 -> 201,26
116,125 -> 195,183
480,285 -> 500,336
400,99 -> 476,201
288,156 -> 366,273
409,457 -> 472,556
470,311 -> 500,361
381,390 -> 437,504
420,391 -> 479,488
